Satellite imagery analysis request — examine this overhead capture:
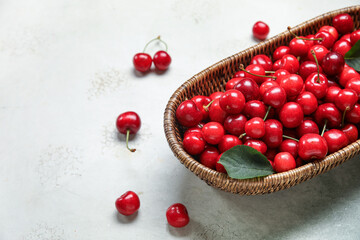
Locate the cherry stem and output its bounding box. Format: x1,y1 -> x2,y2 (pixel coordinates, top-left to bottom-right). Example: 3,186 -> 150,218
265,71 -> 275,74
342,107 -> 349,128
321,119 -> 328,137
143,35 -> 168,53
311,50 -> 321,83
287,26 -> 322,41
240,65 -> 276,79
126,129 -> 136,152
203,100 -> 214,112
239,133 -> 246,139
263,106 -> 271,121
198,123 -> 204,128
282,135 -> 299,142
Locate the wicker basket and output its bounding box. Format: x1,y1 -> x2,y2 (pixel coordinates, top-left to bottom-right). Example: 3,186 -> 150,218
164,6 -> 360,195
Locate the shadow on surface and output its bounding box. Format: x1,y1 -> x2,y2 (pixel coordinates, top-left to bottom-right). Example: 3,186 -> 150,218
178,155 -> 360,239
114,211 -> 139,224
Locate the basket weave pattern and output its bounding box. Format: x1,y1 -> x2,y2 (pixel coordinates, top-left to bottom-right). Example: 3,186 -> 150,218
164,6 -> 360,195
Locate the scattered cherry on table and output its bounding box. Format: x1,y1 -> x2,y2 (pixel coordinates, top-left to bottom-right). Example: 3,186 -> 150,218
115,191 -> 140,216
116,111 -> 141,152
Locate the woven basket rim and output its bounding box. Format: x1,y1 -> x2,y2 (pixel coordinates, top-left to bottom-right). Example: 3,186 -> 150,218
164,5 -> 360,195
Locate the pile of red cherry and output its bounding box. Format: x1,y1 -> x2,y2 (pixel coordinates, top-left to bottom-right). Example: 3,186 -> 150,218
176,13 -> 360,174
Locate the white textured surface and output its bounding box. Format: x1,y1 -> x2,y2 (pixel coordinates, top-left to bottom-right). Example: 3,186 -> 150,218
1,1 -> 360,239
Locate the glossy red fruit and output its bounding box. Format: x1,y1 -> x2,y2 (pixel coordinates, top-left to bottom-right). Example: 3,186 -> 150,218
274,69 -> 291,79
273,152 -> 296,173
339,67 -> 360,87
233,71 -> 246,79
191,95 -> 211,121
259,80 -> 279,97
245,117 -> 265,139
250,54 -> 273,71
234,78 -> 260,101
296,91 -> 318,115
133,53 -> 152,72
273,46 -> 290,61
263,119 -> 283,148
319,25 -> 339,40
226,78 -> 243,91
335,89 -> 358,111
323,129 -> 349,153
279,139 -> 299,159
273,54 -> 299,74
299,61 -> 323,80
216,153 -> 227,173
183,133 -> 205,155
332,40 -> 352,56
289,37 -> 312,57
340,34 -> 352,43
304,72 -> 328,99
307,45 -> 329,63
244,139 -> 267,154
116,111 -> 141,152
279,102 -> 304,128
332,13 -> 354,34
321,52 -> 345,76
345,104 -> 360,124
314,31 -> 336,49
345,77 -> 360,99
209,92 -> 223,100
252,21 -> 270,40
342,124 -> 358,143
218,135 -> 242,153
200,146 -> 220,169
219,89 -> 245,114
115,191 -> 140,216
153,50 -> 171,71
243,100 -> 267,119
183,126 -> 202,138
278,74 -> 303,99
202,122 -> 225,145
244,64 -> 267,84
324,86 -> 341,103
166,203 -> 189,228
296,120 -> 319,137
208,99 -> 227,124
350,29 -> 360,46
262,86 -> 287,109
298,133 -> 328,162
176,100 -> 202,127
223,114 -> 247,136
314,103 -> 342,128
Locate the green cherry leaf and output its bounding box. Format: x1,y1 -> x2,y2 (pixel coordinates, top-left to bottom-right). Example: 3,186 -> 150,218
344,40 -> 360,71
218,145 -> 274,180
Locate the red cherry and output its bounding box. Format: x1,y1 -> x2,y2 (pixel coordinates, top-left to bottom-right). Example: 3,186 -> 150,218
340,34 -> 352,43
279,102 -> 304,128
273,46 -> 290,61
323,129 -> 349,153
263,119 -> 283,148
243,100 -> 267,119
250,54 -> 273,71
273,54 -> 299,74
321,52 -> 345,76
216,153 -> 227,173
274,69 -> 291,79
278,74 -> 304,99
200,146 -> 220,169
219,89 -> 245,114
166,203 -> 189,228
252,21 -> 269,40
339,67 -> 360,87
289,37 -> 312,57
116,111 -> 141,152
183,126 -> 202,138
332,13 -> 354,35
314,31 -> 336,49
307,45 -> 329,64
183,133 -> 205,155
350,30 -> 360,46
153,50 -> 171,71
233,78 -> 260,101
298,133 -> 328,162
296,91 -> 318,115
244,64 -> 267,84
133,53 -> 152,72
342,124 -> 358,143
314,103 -> 342,128
223,114 -> 247,136
218,135 -> 242,153
299,61 -> 323,80
335,89 -> 358,111
345,104 -> 360,124
115,191 -> 140,216
296,120 -> 319,137
259,80 -> 279,97
202,122 -> 225,145
332,40 -> 352,56
262,86 -> 287,109
225,78 -> 243,91
209,92 -> 223,100
345,77 -> 360,99
304,72 -> 328,99
233,71 -> 246,79
265,148 -> 278,161
208,99 -> 227,124
319,25 -> 339,40
176,100 -> 202,127
245,117 -> 265,139
279,140 -> 299,159
244,139 -> 267,154
191,95 -> 211,121
324,86 -> 341,103
273,152 -> 296,173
